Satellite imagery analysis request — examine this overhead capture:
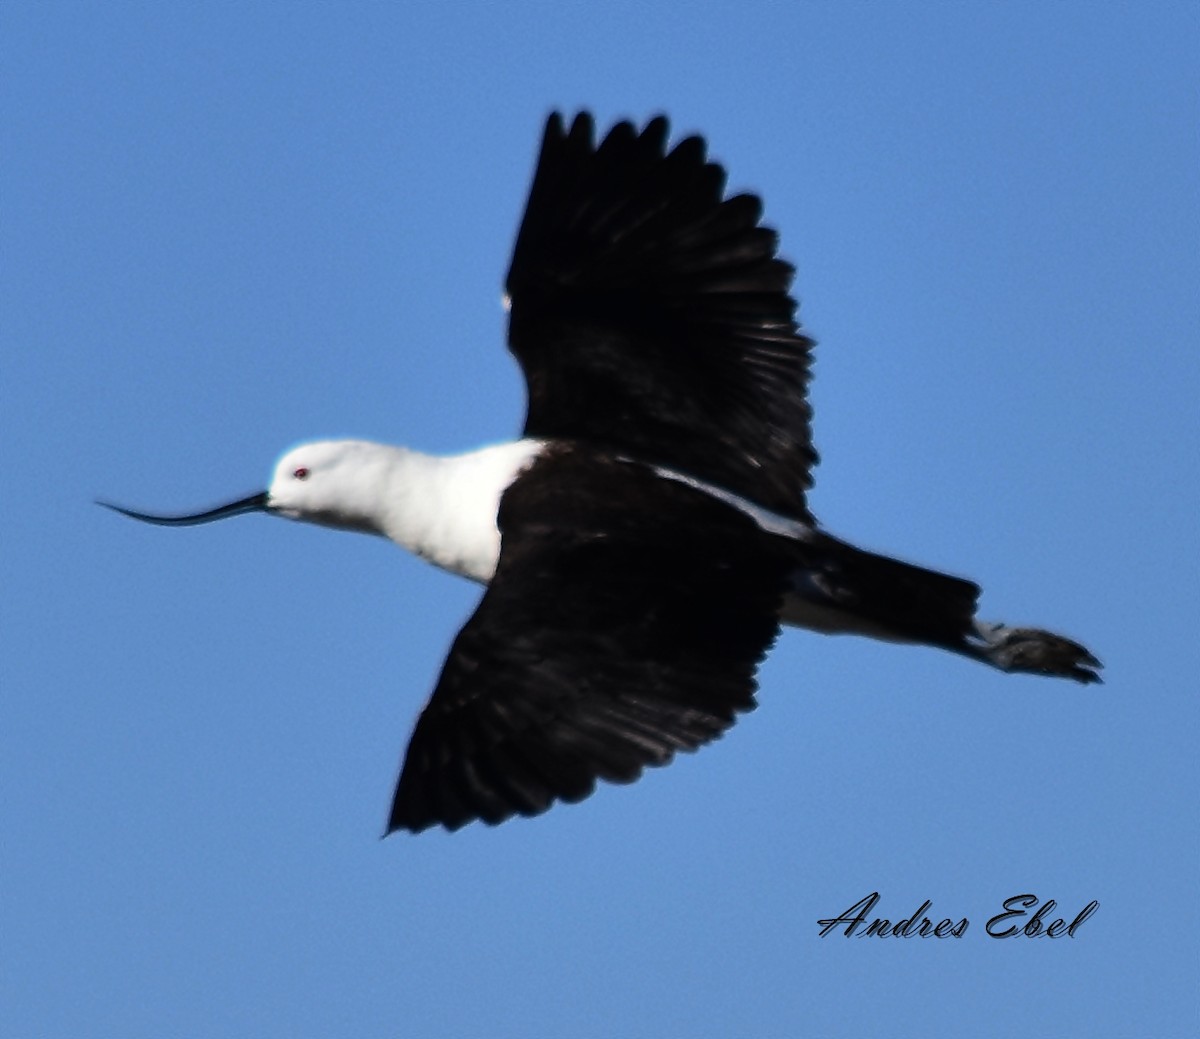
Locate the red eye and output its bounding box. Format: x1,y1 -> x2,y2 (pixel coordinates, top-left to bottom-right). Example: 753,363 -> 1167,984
293,467 -> 310,481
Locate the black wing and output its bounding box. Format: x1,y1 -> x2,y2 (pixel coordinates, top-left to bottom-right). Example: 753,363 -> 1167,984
387,449 -> 788,834
505,112 -> 817,522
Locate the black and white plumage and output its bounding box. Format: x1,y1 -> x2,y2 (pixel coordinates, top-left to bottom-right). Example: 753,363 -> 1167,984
391,448 -> 791,832
507,114 -> 816,521
104,112 -> 1101,835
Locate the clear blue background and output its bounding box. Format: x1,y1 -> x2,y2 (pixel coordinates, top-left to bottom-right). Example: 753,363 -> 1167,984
4,3 -> 1197,1036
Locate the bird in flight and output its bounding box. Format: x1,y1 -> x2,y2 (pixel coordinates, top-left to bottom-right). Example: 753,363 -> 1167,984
104,112 -> 1100,834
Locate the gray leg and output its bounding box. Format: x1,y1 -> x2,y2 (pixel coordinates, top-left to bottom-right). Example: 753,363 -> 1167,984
964,620 -> 1102,684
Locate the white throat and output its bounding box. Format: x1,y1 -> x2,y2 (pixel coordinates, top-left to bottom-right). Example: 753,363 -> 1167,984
375,439 -> 544,582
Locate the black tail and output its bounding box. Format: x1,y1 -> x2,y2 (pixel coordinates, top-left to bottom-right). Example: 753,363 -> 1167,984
788,533 -> 1102,684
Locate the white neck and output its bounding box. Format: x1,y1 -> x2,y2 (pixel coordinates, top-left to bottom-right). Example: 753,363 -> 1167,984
376,439 -> 543,582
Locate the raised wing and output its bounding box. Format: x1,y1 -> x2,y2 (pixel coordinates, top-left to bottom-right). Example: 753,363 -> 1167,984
387,449 -> 789,834
505,112 -> 817,522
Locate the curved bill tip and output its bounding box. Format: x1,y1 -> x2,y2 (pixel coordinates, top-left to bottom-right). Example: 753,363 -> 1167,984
97,491 -> 270,527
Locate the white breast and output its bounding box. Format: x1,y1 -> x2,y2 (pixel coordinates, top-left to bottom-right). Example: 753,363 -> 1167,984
379,439 -> 544,582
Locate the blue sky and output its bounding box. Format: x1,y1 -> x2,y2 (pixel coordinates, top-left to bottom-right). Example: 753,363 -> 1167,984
3,3 -> 1197,1036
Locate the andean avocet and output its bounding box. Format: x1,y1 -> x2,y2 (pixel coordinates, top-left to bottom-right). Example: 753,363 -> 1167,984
103,113 -> 1101,834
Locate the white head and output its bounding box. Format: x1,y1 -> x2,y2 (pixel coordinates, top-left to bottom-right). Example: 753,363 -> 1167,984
102,436 -> 535,584
265,440 -> 399,535
100,439 -> 406,538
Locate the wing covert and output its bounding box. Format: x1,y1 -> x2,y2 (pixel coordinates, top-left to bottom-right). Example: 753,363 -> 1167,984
387,449 -> 788,834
